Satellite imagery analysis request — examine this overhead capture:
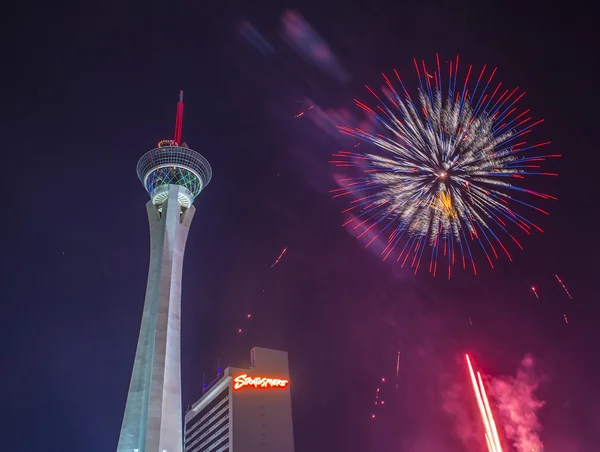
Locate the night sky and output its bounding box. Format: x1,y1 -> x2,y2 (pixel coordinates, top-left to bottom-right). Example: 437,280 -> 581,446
3,0 -> 599,450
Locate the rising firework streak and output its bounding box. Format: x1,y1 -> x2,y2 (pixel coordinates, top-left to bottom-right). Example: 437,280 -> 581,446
330,54 -> 559,278
270,247 -> 288,267
531,286 -> 539,300
466,354 -> 503,452
294,104 -> 313,118
395,351 -> 400,392
555,274 -> 573,299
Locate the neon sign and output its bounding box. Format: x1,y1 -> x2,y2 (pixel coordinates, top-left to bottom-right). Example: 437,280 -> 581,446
158,139 -> 177,147
233,374 -> 289,390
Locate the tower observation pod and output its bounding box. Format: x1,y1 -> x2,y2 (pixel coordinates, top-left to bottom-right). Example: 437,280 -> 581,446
117,91 -> 212,452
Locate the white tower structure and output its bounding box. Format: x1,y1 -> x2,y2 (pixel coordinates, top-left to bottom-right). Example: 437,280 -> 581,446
117,91 -> 212,452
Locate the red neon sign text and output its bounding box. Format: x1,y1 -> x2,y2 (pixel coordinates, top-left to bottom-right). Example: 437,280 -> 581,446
233,374 -> 289,390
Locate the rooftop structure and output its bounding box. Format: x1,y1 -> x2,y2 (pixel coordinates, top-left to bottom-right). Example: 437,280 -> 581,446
184,347 -> 295,452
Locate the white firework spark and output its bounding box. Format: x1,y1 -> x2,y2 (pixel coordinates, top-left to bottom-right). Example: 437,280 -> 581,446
330,55 -> 559,277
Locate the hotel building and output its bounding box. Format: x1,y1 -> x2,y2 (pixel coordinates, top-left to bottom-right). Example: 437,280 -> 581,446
184,347 -> 294,452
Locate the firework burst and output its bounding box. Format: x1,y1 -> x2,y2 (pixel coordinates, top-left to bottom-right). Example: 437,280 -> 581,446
330,55 -> 559,277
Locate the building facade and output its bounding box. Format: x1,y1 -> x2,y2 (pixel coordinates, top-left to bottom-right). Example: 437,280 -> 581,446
184,347 -> 295,452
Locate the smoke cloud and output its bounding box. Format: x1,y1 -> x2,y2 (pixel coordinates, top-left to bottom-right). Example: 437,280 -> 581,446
442,380 -> 481,451
488,354 -> 546,452
281,10 -> 351,84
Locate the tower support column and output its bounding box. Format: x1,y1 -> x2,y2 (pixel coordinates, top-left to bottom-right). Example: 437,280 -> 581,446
117,184 -> 196,452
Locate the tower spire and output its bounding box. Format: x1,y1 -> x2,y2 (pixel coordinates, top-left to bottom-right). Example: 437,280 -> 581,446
174,90 -> 184,145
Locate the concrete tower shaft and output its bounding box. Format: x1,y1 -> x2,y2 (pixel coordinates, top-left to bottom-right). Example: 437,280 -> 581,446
117,92 -> 211,452
118,185 -> 195,452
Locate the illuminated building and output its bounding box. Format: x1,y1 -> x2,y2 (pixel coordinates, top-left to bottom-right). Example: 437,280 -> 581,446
184,347 -> 295,452
116,92 -> 212,452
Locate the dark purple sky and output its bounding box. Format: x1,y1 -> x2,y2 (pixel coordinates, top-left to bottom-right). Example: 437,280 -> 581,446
3,0 -> 598,450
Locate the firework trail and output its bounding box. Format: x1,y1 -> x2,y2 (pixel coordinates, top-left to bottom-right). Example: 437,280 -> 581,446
330,54 -> 559,277
294,100 -> 314,118
237,21 -> 274,56
270,247 -> 288,267
395,351 -> 400,392
555,274 -> 573,299
371,383 -> 379,419
233,245 -> 288,335
531,286 -> 539,300
466,354 -> 503,452
281,10 -> 351,84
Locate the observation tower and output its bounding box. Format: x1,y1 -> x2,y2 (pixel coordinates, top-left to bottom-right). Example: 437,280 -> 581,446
117,91 -> 212,452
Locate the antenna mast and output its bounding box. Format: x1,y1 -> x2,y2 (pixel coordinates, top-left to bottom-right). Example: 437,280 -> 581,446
174,90 -> 184,145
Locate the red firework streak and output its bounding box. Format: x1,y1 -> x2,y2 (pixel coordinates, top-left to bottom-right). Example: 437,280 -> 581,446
531,286 -> 539,300
555,274 -> 573,299
466,355 -> 503,452
395,351 -> 400,392
270,247 -> 288,267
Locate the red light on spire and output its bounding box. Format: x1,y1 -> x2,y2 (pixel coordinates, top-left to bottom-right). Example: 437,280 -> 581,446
174,90 -> 184,145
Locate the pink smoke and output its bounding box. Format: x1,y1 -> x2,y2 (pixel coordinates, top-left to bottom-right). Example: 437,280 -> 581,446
488,354 -> 546,452
442,381 -> 481,451
280,10 -> 351,84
